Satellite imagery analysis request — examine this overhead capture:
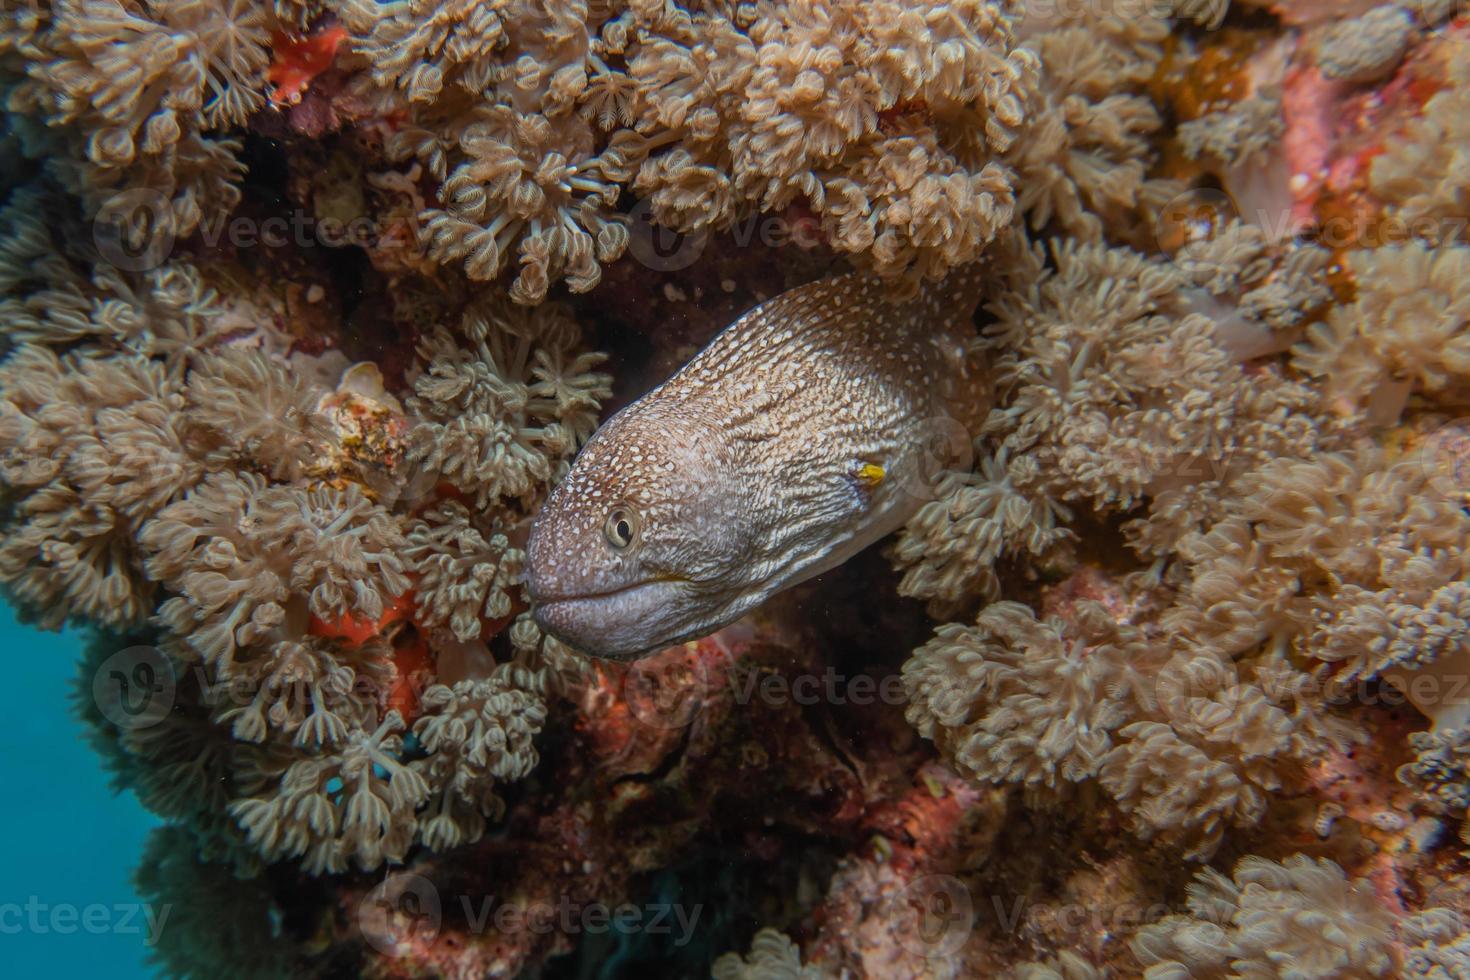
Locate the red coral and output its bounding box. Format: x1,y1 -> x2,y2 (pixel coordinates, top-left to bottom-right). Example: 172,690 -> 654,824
310,589 -> 415,645
386,631 -> 434,724
575,635 -> 737,769
267,25 -> 347,107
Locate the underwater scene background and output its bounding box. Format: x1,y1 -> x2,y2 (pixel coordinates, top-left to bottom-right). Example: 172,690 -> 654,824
5,0 -> 1470,976
5,606 -> 155,978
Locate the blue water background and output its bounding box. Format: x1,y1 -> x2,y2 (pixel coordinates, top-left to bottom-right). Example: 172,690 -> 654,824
2,605 -> 157,977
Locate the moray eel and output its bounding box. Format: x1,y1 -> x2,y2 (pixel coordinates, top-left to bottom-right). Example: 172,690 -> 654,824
525,270 -> 988,660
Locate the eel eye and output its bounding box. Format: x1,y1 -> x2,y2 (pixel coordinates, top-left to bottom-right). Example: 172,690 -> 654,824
604,505 -> 639,550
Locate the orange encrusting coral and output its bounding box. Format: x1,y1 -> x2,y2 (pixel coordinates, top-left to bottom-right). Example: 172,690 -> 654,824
308,588 -> 415,645
1148,29 -> 1260,124
386,630 -> 434,724
575,635 -> 735,767
267,25 -> 347,107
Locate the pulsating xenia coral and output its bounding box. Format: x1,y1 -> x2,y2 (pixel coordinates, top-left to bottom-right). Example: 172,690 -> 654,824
223,609 -> 578,870
1102,445 -> 1469,853
1400,726 -> 1470,844
1400,908 -> 1470,979
405,498 -> 523,642
982,234 -> 1327,516
1368,42 -> 1469,236
905,589 -> 1355,857
412,673 -> 547,851
3,0 -> 277,243
621,0 -> 1035,282
894,225 -> 1336,607
0,182 -> 232,358
712,928 -> 817,980
353,0 -> 1039,296
1316,5 -> 1416,84
182,351 -> 337,480
1295,243 -> 1470,421
44,0 -> 271,141
336,0 -> 511,103
0,195 -> 240,628
903,601 -> 1164,789
230,710 -> 431,874
0,348 -> 193,627
889,445 -> 1073,607
1003,4 -> 1167,240
354,0 -> 636,301
1006,952 -> 1101,980
405,293 -> 610,508
409,103 -> 631,304
0,162 -> 614,878
1246,449 -> 1470,688
1131,854 -> 1399,978
892,220 -> 1388,857
141,471 -> 411,667
1177,90 -> 1284,170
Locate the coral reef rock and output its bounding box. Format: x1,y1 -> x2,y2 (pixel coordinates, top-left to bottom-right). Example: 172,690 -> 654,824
3,1 -> 1470,978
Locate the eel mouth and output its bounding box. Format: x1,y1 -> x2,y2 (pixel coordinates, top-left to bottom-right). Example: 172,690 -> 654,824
529,575 -> 689,610
529,576 -> 696,660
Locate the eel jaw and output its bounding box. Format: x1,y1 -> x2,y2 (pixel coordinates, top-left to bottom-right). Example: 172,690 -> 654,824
530,576 -> 696,661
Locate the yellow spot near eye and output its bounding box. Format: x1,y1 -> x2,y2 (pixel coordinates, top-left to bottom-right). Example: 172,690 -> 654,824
856,463 -> 885,486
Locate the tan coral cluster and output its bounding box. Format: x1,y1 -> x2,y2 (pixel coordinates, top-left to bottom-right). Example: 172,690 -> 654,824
1,0 -> 1165,301
1003,5 -> 1171,241
895,221 -> 1335,610
1368,61 -> 1470,238
340,0 -> 1039,298
892,34 -> 1470,869
893,211 -> 1470,858
873,25 -> 1470,978
1,0 -> 277,246
0,177 -> 610,874
1133,854 -> 1402,978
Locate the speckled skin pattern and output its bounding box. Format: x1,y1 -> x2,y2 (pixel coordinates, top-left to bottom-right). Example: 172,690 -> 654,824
525,270 -> 985,659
